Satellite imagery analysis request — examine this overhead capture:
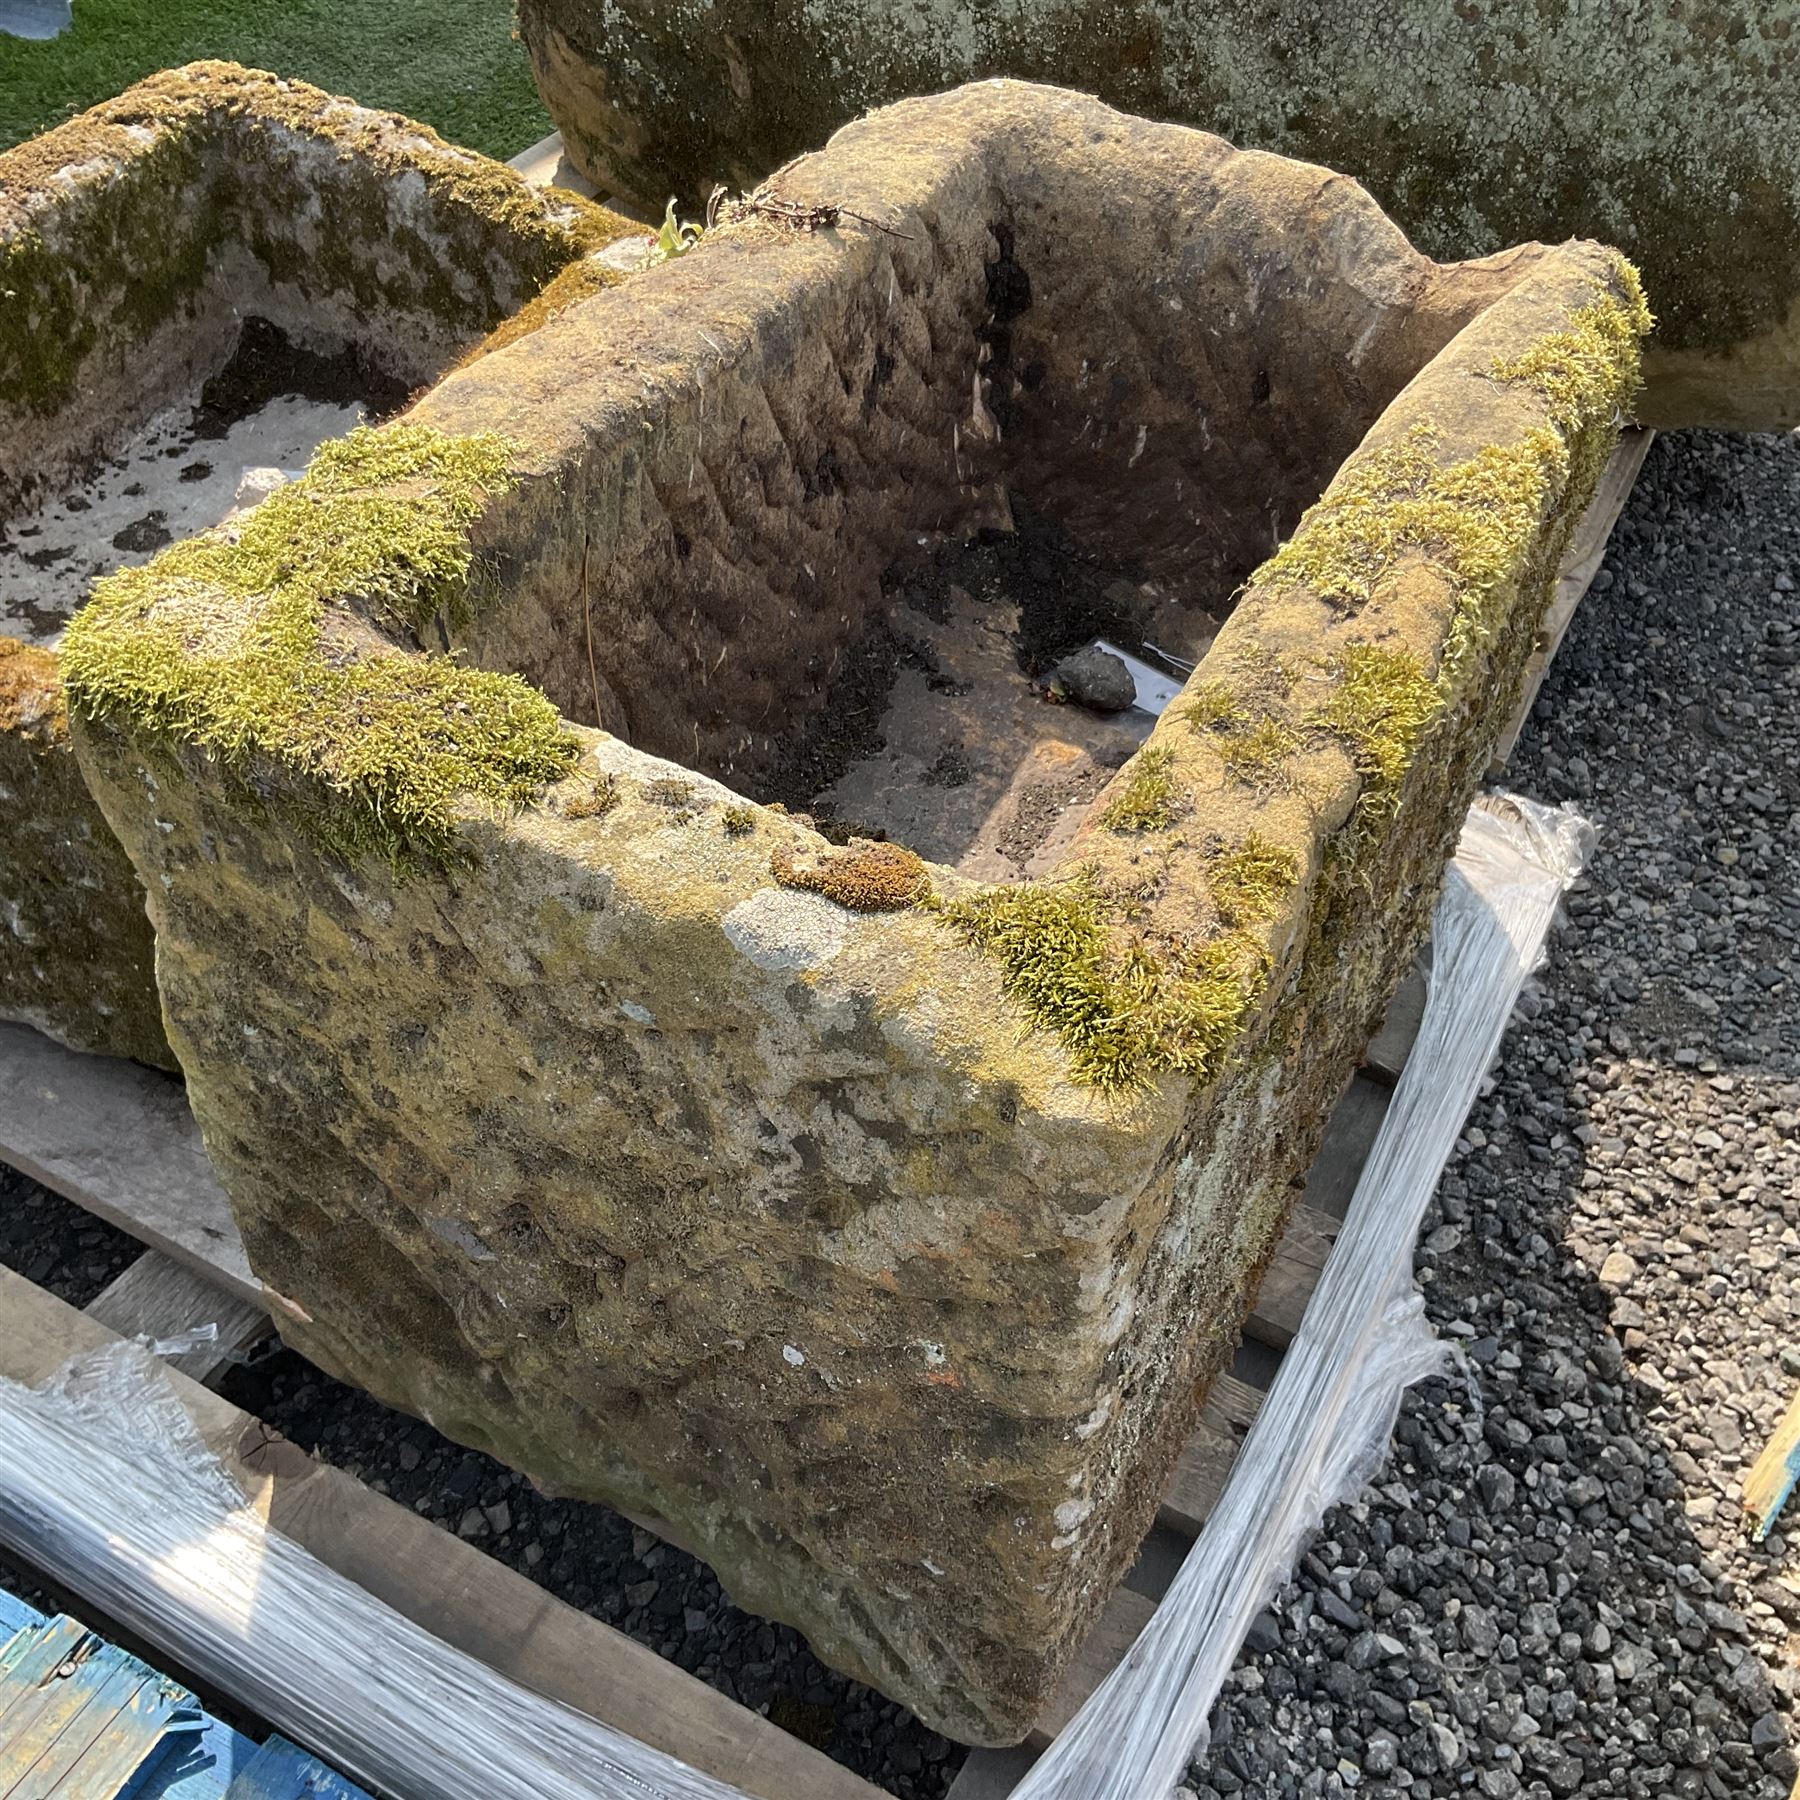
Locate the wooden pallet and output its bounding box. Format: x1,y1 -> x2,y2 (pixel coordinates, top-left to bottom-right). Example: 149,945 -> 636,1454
0,426 -> 1644,1796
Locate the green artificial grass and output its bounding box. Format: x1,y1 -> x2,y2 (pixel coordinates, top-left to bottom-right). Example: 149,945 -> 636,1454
1,0 -> 551,159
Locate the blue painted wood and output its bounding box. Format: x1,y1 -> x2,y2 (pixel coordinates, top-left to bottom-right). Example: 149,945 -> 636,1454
4,1647 -> 158,1797
0,1596 -> 371,1800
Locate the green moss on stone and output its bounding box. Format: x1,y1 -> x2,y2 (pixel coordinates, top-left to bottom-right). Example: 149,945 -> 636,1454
1490,259 -> 1652,435
1210,833 -> 1300,928
1309,644 -> 1442,798
944,875 -> 1264,1094
60,422 -> 574,872
772,839 -> 930,911
0,62 -> 625,423
1099,743 -> 1179,832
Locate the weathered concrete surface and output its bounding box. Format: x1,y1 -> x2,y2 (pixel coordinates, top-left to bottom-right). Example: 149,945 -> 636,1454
518,0 -> 1789,429
0,62 -> 632,1065
66,85 -> 1648,1741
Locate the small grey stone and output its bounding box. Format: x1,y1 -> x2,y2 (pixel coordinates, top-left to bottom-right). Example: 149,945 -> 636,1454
1050,646 -> 1136,712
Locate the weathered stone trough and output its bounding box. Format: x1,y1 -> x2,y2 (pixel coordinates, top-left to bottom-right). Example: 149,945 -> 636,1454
0,62 -> 627,1065
57,83 -> 1646,1743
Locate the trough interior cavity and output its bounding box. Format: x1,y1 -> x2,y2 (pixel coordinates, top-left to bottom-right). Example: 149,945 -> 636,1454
449,167 -> 1480,846
1,319 -> 407,646
751,505 -> 1223,877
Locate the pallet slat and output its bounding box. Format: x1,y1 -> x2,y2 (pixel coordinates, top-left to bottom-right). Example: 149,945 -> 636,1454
86,1254 -> 270,1386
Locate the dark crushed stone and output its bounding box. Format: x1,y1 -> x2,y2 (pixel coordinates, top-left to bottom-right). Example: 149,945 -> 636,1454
0,1165 -> 140,1308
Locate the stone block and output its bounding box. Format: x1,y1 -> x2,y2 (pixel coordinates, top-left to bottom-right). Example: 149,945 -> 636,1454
0,62 -> 632,1063
519,0 -> 1785,428
63,83 -> 1648,1740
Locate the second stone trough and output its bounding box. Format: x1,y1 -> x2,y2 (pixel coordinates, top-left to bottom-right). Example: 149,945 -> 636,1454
59,81 -> 1649,1743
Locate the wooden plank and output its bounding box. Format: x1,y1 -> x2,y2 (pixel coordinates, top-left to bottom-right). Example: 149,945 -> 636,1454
0,1025 -> 258,1308
944,1745 -> 1037,1799
86,1254 -> 270,1387
1491,428 -> 1652,768
1246,1204 -> 1338,1351
1363,961 -> 1428,1085
222,1737 -> 369,1800
1745,1382 -> 1800,1542
0,1269 -> 885,1800
1158,1372 -> 1264,1539
1299,1075 -> 1392,1223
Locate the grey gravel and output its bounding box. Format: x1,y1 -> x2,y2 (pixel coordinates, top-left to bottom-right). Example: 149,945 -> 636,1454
1189,428 -> 1800,1799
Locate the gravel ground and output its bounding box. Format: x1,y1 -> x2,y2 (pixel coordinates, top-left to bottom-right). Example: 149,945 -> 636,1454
1187,427 -> 1800,1800
0,1159 -> 139,1307
3,426 -> 1794,1800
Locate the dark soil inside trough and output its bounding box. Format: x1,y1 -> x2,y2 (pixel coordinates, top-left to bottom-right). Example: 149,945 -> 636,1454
0,317 -> 410,644
750,504 -> 1220,877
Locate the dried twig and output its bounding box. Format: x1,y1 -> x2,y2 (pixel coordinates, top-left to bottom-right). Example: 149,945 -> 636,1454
721,181 -> 914,241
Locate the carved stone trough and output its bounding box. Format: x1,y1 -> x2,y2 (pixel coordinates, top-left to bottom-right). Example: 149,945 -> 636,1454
0,61 -> 627,1065
61,82 -> 1647,1743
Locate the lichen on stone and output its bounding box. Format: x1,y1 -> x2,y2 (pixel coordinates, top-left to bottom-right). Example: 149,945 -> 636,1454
771,838 -> 930,911
1099,742 -> 1179,832
59,422 -> 575,872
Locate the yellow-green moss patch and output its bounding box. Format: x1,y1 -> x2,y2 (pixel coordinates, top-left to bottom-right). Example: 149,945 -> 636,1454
772,839 -> 930,911
1490,259 -> 1652,435
1309,644 -> 1442,798
458,244 -> 632,367
722,804 -> 757,837
944,875 -> 1263,1093
1251,262 -> 1649,701
564,772 -> 620,819
60,422 -> 572,871
1210,833 -> 1300,929
1099,743 -> 1179,832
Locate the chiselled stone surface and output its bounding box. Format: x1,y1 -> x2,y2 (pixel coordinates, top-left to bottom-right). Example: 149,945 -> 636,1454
65,84 -> 1648,1742
0,62 -> 631,1065
519,0 -> 1787,429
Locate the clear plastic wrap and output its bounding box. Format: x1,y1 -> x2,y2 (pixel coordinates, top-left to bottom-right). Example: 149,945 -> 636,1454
0,1336 -> 762,1800
1011,793 -> 1593,1800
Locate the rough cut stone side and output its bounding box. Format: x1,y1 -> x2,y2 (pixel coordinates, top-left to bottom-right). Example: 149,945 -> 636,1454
518,0 -> 1784,428
66,85 -> 1647,1741
0,641 -> 168,1067
0,62 -> 632,1066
